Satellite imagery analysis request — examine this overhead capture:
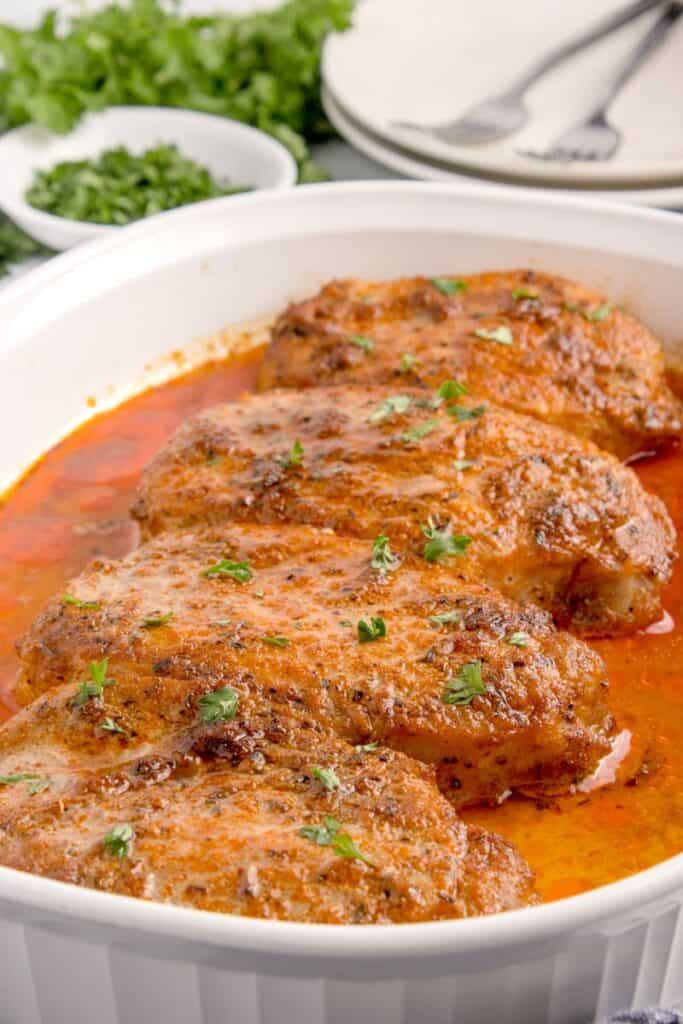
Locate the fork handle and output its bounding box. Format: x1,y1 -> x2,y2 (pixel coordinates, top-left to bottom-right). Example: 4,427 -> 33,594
585,1 -> 683,120
512,0 -> 668,93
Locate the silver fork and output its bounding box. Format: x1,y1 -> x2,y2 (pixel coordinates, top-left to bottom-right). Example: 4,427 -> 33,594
393,0 -> 665,146
523,0 -> 682,163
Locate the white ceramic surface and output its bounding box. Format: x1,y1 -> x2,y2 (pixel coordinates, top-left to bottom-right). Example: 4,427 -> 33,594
322,87 -> 683,210
323,0 -> 683,188
0,106 -> 297,250
0,183 -> 682,1024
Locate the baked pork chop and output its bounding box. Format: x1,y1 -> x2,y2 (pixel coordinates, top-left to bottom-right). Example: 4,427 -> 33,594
0,708 -> 537,923
16,523 -> 615,809
132,386 -> 676,637
258,270 -> 682,459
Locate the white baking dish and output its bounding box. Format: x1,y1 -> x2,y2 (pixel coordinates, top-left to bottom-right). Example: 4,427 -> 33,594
0,182 -> 681,1024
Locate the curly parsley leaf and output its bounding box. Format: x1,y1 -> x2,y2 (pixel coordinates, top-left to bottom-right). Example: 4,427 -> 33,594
300,814 -> 373,864
141,611 -> 174,629
276,439 -> 304,469
62,594 -> 101,610
262,635 -> 290,648
349,334 -> 374,353
430,277 -> 467,296
201,559 -> 252,583
357,617 -> 386,643
422,519 -> 471,563
100,717 -> 127,736
402,417 -> 439,443
198,687 -> 239,723
506,631 -> 529,648
431,379 -> 468,408
311,766 -> 340,791
564,301 -> 612,322
73,658 -> 116,707
586,303 -> 612,322
399,353 -> 419,373
103,823 -> 134,859
474,326 -> 513,346
0,772 -> 49,795
369,394 -> 412,423
429,610 -> 460,627
449,404 -> 487,422
370,534 -> 400,574
442,661 -> 486,706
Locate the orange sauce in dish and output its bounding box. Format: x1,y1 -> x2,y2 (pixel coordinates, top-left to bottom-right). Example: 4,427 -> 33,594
0,346 -> 681,903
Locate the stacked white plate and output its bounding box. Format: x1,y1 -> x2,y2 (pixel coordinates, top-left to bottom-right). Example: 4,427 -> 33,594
322,0 -> 683,208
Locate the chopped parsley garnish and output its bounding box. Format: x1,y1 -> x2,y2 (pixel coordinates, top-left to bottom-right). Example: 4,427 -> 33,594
300,815 -> 373,865
141,612 -> 174,629
262,635 -> 290,648
431,379 -> 467,407
103,823 -> 134,859
399,353 -> 419,373
369,394 -> 412,423
402,417 -> 439,443
26,144 -> 248,225
370,534 -> 400,574
422,519 -> 471,563
311,766 -> 340,791
512,287 -> 539,301
355,741 -> 379,753
430,610 -> 460,626
430,277 -> 467,296
349,334 -> 374,353
198,687 -> 239,723
101,717 -> 127,736
564,301 -> 612,322
27,778 -> 51,795
201,559 -> 252,583
339,619 -> 354,628
586,303 -> 612,322
452,458 -> 475,471
506,631 -> 529,648
73,658 -> 116,707
0,772 -> 49,796
62,594 -> 101,610
442,661 -> 486,706
357,617 -> 386,643
276,439 -> 304,468
474,326 -> 513,346
449,404 -> 486,422
0,773 -> 38,785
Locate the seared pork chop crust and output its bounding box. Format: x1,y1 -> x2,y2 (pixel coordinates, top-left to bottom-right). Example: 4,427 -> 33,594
133,386 -> 676,637
0,708 -> 537,923
258,270 -> 682,459
16,523 -> 614,809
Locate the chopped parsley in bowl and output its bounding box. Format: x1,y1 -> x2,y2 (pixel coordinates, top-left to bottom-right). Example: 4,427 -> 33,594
25,143 -> 248,226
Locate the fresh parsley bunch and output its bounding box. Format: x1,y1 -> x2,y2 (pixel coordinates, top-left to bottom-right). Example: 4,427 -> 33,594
0,0 -> 353,181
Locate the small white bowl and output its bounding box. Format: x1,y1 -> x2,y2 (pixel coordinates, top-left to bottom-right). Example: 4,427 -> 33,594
0,106 -> 298,250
